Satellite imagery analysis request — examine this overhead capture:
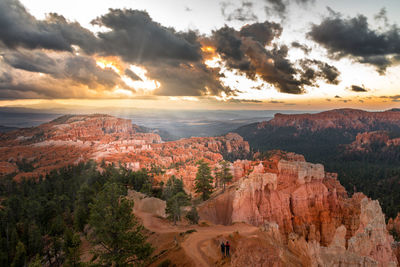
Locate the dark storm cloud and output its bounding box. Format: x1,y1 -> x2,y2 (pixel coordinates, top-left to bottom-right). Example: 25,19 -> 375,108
0,0 -> 342,99
350,85 -> 368,92
0,49 -> 129,98
2,50 -> 57,74
298,59 -> 340,85
308,10 -> 400,73
208,22 -> 340,94
91,9 -> 202,63
240,21 -> 282,46
0,62 -> 79,99
2,49 -> 124,89
0,0 -> 203,64
212,26 -> 250,71
148,62 -> 232,96
220,1 -> 258,22
0,1 -> 229,98
0,0 -> 97,52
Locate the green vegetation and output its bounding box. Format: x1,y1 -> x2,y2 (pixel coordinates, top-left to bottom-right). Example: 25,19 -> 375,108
186,205 -> 200,224
166,192 -> 190,225
215,160 -> 233,191
163,176 -> 190,225
88,182 -> 153,266
15,158 -> 35,172
324,159 -> 400,219
194,160 -> 214,201
0,161 -> 154,266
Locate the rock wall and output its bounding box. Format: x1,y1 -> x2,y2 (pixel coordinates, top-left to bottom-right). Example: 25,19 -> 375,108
198,158 -> 398,266
259,109 -> 400,132
127,190 -> 166,218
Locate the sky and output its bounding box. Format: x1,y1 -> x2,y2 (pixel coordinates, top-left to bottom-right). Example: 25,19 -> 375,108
0,0 -> 400,110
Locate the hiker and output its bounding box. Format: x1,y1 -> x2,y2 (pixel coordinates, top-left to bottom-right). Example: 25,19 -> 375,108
225,241 -> 230,257
220,242 -> 225,258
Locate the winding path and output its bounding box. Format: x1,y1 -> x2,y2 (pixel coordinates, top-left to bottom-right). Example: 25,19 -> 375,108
135,210 -> 258,267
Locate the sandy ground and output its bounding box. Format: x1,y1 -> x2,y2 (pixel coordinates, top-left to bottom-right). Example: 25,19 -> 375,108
134,210 -> 259,267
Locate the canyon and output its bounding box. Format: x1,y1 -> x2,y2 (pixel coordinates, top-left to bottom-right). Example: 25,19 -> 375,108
0,114 -> 250,189
1,113 -> 400,266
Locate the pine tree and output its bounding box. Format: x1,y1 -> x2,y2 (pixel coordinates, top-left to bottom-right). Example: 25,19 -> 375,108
11,241 -> 26,267
88,182 -> 153,266
194,160 -> 214,201
218,161 -> 233,191
162,175 -> 185,200
166,192 -> 190,225
63,228 -> 81,267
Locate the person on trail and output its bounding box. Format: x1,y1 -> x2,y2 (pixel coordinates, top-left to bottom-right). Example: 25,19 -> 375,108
220,242 -> 225,258
225,241 -> 230,257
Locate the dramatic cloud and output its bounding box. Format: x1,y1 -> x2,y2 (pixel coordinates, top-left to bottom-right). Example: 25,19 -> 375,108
148,62 -> 231,96
0,0 -> 97,52
2,49 -> 125,89
350,85 -> 368,92
308,10 -> 400,73
298,59 -> 340,85
208,22 -> 340,94
0,0 -> 344,100
91,9 -> 202,63
239,21 -> 282,46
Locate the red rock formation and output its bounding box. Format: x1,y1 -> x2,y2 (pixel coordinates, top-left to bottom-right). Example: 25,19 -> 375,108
347,131 -> 400,152
0,115 -> 250,188
257,108 -> 400,132
388,213 -> 400,239
198,156 -> 398,266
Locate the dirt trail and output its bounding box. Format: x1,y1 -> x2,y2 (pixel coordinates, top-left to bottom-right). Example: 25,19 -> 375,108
135,210 -> 259,267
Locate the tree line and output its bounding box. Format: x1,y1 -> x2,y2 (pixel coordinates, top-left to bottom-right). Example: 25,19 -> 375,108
0,158 -> 235,266
0,161 -> 154,266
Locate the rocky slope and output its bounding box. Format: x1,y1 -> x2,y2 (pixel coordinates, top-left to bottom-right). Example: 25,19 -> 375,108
234,108 -> 400,159
258,108 -> 400,132
198,153 -> 398,266
0,114 -> 250,187
234,108 -> 400,223
346,131 -> 400,152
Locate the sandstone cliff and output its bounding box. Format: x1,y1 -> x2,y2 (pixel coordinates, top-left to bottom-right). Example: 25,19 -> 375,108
198,156 -> 398,266
257,109 -> 400,132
